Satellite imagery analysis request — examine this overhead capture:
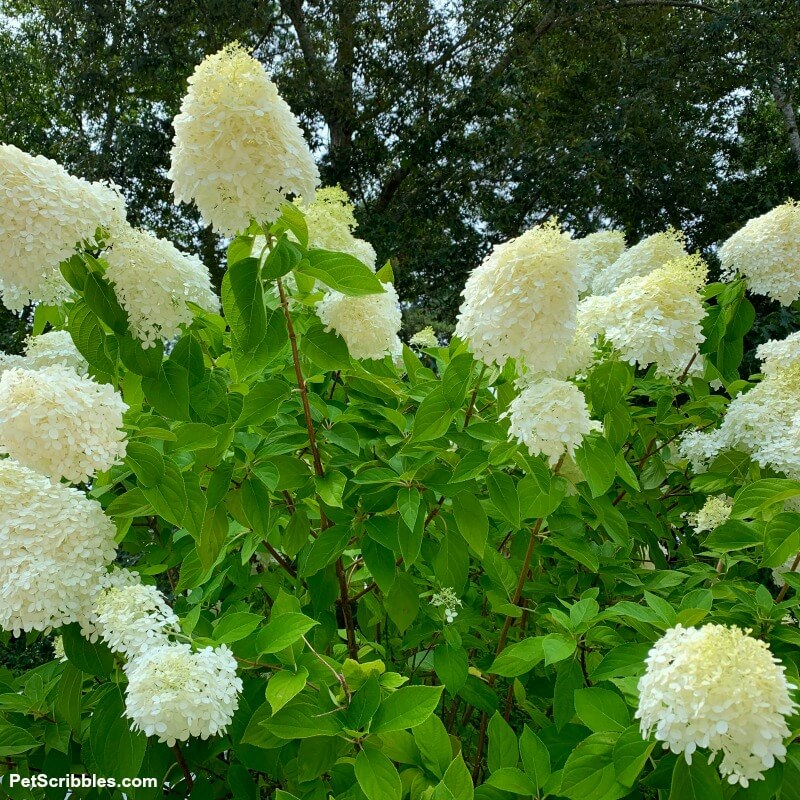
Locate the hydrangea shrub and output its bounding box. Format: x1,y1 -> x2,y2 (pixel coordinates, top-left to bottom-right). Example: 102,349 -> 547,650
1,44 -> 800,800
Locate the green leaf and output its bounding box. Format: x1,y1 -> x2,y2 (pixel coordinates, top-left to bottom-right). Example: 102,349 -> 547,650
519,726 -> 551,791
142,362 -> 191,420
300,524 -> 351,577
485,768 -> 536,795
489,637 -> 545,677
762,513 -> 800,567
142,458 -> 188,529
452,491 -> 488,556
414,713 -> 453,779
355,747 -> 402,800
125,441 -> 165,488
559,731 -> 624,800
670,754 -> 723,800
575,434 -> 617,497
705,519 -> 763,551
433,645 -> 468,693
412,386 -> 456,442
61,623 -> 113,677
346,674 -> 382,730
436,754 -> 474,800
574,687 -> 630,732
397,487 -> 421,532
261,235 -> 301,280
0,724 -> 39,757
55,663 -> 83,731
542,633 -> 576,665
118,334 -> 163,377
213,611 -> 263,644
262,701 -> 343,739
90,686 -> 147,777
278,203 -> 308,248
299,250 -> 386,295
386,573 -> 419,633
372,685 -> 444,733
488,712 -> 518,772
266,668 -> 309,714
257,612 -> 318,654
68,300 -> 117,376
238,380 -> 291,427
316,470 -> 347,508
613,724 -> 654,787
301,320 -> 351,371
84,271 -> 128,334
487,472 -> 521,527
732,478 -> 800,519
442,353 -> 474,409
588,361 -> 633,414
591,644 -> 650,681
225,257 -> 267,351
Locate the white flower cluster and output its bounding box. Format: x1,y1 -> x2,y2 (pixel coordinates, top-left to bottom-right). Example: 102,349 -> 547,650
169,43 -> 319,234
581,255 -> 707,378
409,326 -> 438,349
679,334 -> 800,476
296,186 -> 376,268
591,228 -> 687,296
503,377 -> 601,466
683,495 -> 733,534
455,222 -> 581,374
104,225 -> 219,347
573,230 -> 626,292
124,642 -> 242,746
720,200 -> 800,305
637,624 -> 797,787
431,587 -> 462,623
91,573 -> 179,657
0,460 -> 116,634
316,282 -> 402,361
24,330 -> 88,374
0,144 -> 126,310
0,365 -> 128,483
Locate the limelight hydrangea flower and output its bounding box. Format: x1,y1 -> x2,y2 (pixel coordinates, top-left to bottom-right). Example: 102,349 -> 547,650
0,365 -> 128,483
169,43 -> 319,234
683,495 -> 733,534
296,186 -> 376,268
431,588 -> 462,623
591,228 -> 687,296
91,572 -> 178,657
454,222 -> 581,373
573,230 -> 626,292
104,225 -> 218,347
24,330 -> 88,374
409,326 -> 438,348
637,623 -> 797,787
0,144 -> 126,310
124,642 -> 242,746
503,377 -> 601,466
0,460 -> 117,634
756,331 -> 800,377
720,201 -> 800,305
315,283 -> 402,360
581,255 -> 707,378
550,321 -> 597,380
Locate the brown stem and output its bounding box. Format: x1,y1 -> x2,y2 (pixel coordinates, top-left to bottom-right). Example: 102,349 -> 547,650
171,744 -> 194,791
678,352 -> 697,384
464,363 -> 488,426
276,277 -> 357,659
776,552 -> 800,603
264,542 -> 297,578
472,518 -> 543,781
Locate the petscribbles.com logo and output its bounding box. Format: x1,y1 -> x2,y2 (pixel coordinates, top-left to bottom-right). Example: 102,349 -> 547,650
1,773 -> 159,789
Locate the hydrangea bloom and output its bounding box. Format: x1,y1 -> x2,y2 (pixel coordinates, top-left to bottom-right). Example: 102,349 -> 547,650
637,623 -> 797,787
503,377 -> 601,466
431,587 -> 462,623
24,330 -> 88,374
720,201 -> 800,305
315,283 -> 402,360
550,321 -> 597,381
91,572 -> 178,656
104,226 -> 218,347
573,230 -> 626,292
683,495 -> 733,534
0,144 -> 126,310
455,222 -> 581,373
0,365 -> 128,483
582,255 -> 707,378
169,43 -> 319,234
0,460 -> 116,634
409,326 -> 438,348
591,228 -> 687,296
296,186 -> 376,268
756,331 -> 800,377
124,642 -> 242,745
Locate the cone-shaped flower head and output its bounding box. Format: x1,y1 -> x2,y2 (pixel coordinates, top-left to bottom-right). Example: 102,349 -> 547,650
720,200 -> 800,305
169,43 -> 320,234
0,144 -> 126,310
573,230 -> 626,292
0,365 -> 127,483
0,460 -> 117,634
455,221 -> 581,373
104,225 -> 218,347
636,624 -> 797,787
